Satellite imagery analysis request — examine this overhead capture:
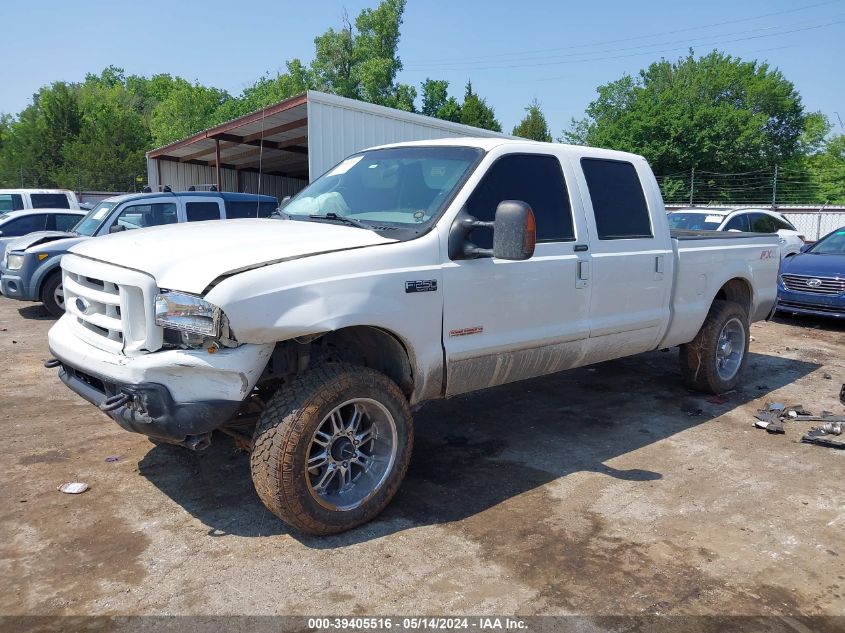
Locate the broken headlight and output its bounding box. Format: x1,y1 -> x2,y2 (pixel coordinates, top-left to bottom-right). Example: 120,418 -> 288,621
155,291 -> 221,337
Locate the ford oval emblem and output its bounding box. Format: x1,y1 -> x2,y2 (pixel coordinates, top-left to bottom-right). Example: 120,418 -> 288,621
75,297 -> 91,314
806,278 -> 822,288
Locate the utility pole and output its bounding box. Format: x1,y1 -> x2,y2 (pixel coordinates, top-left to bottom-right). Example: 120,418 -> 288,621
689,167 -> 695,205
771,165 -> 778,210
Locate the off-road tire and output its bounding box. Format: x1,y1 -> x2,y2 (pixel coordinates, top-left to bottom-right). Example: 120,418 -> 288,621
250,362 -> 413,535
679,300 -> 750,394
41,272 -> 64,318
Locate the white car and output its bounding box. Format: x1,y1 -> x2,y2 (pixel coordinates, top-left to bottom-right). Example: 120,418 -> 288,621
667,207 -> 805,258
0,208 -> 86,250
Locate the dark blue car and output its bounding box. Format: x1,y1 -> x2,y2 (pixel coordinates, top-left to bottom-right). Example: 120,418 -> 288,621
777,226 -> 845,319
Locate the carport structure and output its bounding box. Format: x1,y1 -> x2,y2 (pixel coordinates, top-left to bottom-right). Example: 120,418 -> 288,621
146,90 -> 507,201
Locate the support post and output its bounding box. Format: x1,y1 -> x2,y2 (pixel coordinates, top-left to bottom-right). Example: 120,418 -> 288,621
689,167 -> 695,205
771,165 -> 778,210
215,139 -> 222,191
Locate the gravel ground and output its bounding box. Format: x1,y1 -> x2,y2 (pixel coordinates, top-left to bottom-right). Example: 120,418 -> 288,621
1,296 -> 843,624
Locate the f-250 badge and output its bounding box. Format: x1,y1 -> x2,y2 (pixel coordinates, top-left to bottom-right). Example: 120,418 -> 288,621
405,280 -> 437,293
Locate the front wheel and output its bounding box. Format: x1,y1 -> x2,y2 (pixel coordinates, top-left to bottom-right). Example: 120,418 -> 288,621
250,362 -> 413,535
679,300 -> 750,394
41,272 -> 65,318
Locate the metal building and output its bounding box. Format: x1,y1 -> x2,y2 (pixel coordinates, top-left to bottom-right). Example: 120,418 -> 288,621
146,90 -> 507,199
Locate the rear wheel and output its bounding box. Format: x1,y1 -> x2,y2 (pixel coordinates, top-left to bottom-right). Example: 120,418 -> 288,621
679,300 -> 750,394
41,272 -> 65,318
250,362 -> 413,535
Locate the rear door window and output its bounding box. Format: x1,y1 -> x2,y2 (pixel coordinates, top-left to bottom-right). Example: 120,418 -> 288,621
54,214 -> 82,232
113,203 -> 178,231
186,201 -> 223,222
722,214 -> 750,232
0,194 -> 24,212
464,153 -> 575,249
581,158 -> 652,239
0,214 -> 48,236
749,213 -> 776,233
225,200 -> 277,219
30,193 -> 70,209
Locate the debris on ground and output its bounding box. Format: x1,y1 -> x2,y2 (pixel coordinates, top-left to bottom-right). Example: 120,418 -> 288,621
105,455 -> 121,462
823,373 -> 832,380
801,428 -> 845,450
707,394 -> 729,405
57,482 -> 89,494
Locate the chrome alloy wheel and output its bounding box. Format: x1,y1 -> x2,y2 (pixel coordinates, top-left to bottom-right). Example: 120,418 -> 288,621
715,317 -> 745,381
306,398 -> 397,511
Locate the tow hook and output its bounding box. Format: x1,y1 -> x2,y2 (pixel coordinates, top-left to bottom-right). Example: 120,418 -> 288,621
43,358 -> 61,369
100,392 -> 133,412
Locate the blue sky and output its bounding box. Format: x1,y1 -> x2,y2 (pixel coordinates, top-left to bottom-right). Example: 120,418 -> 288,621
2,0 -> 844,136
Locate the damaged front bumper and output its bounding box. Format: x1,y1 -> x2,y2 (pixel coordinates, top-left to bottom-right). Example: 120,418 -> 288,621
47,315 -> 274,444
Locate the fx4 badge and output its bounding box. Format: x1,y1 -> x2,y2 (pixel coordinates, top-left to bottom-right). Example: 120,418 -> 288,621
405,280 -> 437,293
760,249 -> 774,260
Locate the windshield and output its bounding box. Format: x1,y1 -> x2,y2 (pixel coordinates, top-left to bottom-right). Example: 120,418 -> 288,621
281,147 -> 482,232
808,228 -> 845,254
667,212 -> 724,231
73,202 -> 116,236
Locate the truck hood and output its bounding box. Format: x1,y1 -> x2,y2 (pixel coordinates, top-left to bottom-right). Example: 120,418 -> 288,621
68,218 -> 398,294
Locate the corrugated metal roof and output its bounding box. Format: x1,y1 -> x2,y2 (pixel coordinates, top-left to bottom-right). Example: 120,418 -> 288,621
146,90 -> 510,192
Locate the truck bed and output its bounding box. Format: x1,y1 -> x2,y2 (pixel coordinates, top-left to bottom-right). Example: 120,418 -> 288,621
658,231 -> 780,349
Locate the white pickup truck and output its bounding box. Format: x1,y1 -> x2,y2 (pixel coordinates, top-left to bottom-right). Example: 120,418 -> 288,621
47,139 -> 779,534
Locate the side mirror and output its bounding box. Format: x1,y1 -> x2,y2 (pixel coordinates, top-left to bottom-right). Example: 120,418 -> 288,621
492,201 -> 536,260
448,200 -> 537,261
109,224 -> 126,234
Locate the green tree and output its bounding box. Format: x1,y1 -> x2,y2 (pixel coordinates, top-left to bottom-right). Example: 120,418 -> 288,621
459,80 -> 501,131
563,51 -> 807,175
149,83 -> 232,146
307,0 -> 415,110
421,78 -> 462,122
55,75 -> 151,190
512,98 -> 552,142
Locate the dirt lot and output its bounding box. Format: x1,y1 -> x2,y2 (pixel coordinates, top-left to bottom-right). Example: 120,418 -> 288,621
1,295 -> 844,621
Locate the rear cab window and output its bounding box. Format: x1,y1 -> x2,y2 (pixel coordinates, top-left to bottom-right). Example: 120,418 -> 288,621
580,158 -> 652,240
30,193 -> 70,209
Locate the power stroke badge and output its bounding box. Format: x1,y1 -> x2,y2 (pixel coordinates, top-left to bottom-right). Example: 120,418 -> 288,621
405,280 -> 438,293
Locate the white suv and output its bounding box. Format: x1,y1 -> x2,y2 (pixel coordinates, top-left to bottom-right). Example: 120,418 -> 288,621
667,207 -> 804,258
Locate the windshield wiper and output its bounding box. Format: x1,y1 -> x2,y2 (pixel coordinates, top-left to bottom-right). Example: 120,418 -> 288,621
308,212 -> 371,230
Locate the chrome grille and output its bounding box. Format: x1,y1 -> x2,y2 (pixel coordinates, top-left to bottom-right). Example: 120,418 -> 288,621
60,254 -> 161,355
63,272 -> 124,351
781,274 -> 845,296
